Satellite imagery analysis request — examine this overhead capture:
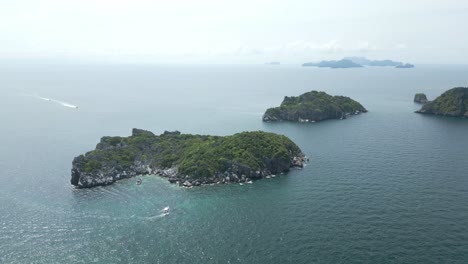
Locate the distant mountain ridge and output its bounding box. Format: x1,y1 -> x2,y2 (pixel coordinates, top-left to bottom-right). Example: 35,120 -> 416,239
344,57 -> 403,67
303,57 -> 414,69
302,59 -> 362,68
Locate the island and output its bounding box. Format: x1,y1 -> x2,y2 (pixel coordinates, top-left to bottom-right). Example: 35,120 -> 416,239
396,63 -> 415,68
344,57 -> 403,67
414,93 -> 428,104
302,57 -> 414,69
302,59 -> 362,68
416,87 -> 468,117
265,61 -> 280,65
263,91 -> 367,122
71,129 -> 306,188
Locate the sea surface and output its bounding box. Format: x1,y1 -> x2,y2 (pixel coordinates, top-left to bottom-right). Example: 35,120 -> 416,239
0,64 -> 467,263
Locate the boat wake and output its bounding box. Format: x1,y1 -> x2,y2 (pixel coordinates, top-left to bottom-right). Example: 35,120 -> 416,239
132,207 -> 170,221
50,99 -> 78,109
139,213 -> 168,221
21,92 -> 78,109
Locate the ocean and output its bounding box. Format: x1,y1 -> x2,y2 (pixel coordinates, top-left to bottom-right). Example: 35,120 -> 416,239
0,63 -> 467,263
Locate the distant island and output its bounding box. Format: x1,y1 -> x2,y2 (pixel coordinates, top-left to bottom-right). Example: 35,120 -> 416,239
303,57 -> 414,69
414,93 -> 428,104
265,61 -> 280,65
302,59 -> 362,68
263,91 -> 367,122
416,87 -> 468,117
71,129 -> 306,188
396,63 -> 415,68
344,57 -> 403,67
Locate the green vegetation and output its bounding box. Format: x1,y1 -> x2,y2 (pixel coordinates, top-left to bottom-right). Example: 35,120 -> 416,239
414,93 -> 428,104
417,87 -> 468,117
263,91 -> 367,122
83,159 -> 102,173
77,129 -> 303,179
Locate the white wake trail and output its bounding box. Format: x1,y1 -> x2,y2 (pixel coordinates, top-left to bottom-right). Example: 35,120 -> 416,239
49,99 -> 78,109
20,92 -> 78,109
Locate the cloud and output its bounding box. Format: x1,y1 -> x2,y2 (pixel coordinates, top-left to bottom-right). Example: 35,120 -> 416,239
321,40 -> 342,53
357,41 -> 377,53
207,40 -> 380,60
395,43 -> 408,50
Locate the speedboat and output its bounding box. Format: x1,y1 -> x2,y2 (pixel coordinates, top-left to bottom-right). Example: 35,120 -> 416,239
163,206 -> 170,214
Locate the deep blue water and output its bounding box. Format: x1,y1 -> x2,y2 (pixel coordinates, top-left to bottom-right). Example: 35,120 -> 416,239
0,64 -> 467,263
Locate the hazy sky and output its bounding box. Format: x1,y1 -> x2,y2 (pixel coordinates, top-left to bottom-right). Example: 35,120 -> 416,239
1,0 -> 467,64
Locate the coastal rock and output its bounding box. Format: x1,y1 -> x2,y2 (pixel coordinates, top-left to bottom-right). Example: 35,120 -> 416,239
414,93 -> 428,104
71,129 -> 306,188
416,87 -> 468,117
263,91 -> 367,123
183,180 -> 192,187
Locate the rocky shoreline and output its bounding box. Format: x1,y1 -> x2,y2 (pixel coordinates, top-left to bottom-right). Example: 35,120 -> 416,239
263,90 -> 367,123
415,87 -> 468,117
72,155 -> 307,188
157,155 -> 307,187
71,129 -> 307,188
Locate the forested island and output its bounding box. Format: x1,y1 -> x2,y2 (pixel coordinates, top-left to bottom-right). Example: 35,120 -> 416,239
302,57 -> 414,69
416,87 -> 468,117
263,91 -> 367,122
302,59 -> 362,68
71,129 -> 306,188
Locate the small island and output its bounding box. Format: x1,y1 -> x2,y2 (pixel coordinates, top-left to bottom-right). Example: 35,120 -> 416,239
416,87 -> 468,117
71,129 -> 306,188
302,59 -> 362,69
396,63 -> 415,68
263,91 -> 367,122
414,93 -> 428,104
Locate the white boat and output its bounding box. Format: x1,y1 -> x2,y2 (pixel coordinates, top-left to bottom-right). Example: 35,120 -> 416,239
163,206 -> 170,214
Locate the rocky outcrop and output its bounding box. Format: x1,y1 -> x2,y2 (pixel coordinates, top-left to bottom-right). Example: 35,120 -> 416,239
263,91 -> 367,123
414,93 -> 428,104
416,87 -> 468,117
71,129 -> 306,188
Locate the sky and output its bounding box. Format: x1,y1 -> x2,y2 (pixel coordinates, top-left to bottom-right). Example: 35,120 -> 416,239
1,0 -> 467,64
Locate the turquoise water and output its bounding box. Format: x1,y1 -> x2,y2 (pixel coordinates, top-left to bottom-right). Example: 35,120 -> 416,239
0,64 -> 467,263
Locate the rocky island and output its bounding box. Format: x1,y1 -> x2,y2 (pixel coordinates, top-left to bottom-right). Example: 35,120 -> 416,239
396,63 -> 414,68
263,91 -> 367,122
416,87 -> 468,117
414,93 -> 428,104
344,57 -> 403,67
302,59 -> 362,68
303,57 -> 414,69
71,129 -> 306,188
